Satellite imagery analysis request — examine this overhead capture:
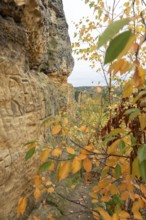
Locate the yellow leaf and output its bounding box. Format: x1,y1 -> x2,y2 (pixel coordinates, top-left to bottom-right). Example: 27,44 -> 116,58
83,157 -> 92,172
52,147 -> 62,156
91,199 -> 98,203
47,187 -> 54,193
58,161 -> 71,181
76,154 -> 87,160
107,139 -> 120,154
49,162 -> 55,171
93,180 -> 110,192
72,158 -> 81,174
17,196 -> 27,216
40,149 -> 51,162
122,80 -> 133,98
112,213 -> 118,220
101,195 -> 111,202
34,187 -> 41,201
89,192 -> 98,199
139,113 -> 146,130
52,125 -> 61,135
133,211 -> 143,220
46,180 -> 52,186
33,175 -> 42,187
97,207 -> 112,220
119,211 -> 130,218
66,147 -> 75,155
92,211 -> 99,220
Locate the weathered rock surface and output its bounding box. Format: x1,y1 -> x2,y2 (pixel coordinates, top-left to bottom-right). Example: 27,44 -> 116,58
0,0 -> 74,219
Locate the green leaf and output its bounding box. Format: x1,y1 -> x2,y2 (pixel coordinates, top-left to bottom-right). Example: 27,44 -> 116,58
25,147 -> 35,160
104,31 -> 132,64
115,164 -> 121,178
38,161 -> 52,173
110,128 -> 125,136
139,160 -> 146,182
125,108 -> 140,120
132,157 -> 140,178
97,19 -> 130,49
118,140 -> 125,152
138,144 -> 146,163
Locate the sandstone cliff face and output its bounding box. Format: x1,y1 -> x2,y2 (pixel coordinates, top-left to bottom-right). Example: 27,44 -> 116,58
0,0 -> 74,219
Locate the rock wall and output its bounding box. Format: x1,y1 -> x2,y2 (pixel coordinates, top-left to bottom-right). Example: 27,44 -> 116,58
0,0 -> 74,219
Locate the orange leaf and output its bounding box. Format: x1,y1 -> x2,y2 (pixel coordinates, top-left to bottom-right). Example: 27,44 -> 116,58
58,161 -> 71,181
97,207 -> 112,220
76,154 -> 87,160
34,187 -> 41,201
52,147 -> 62,157
66,147 -> 75,155
72,158 -> 81,174
17,196 -> 27,216
40,149 -> 52,162
119,211 -> 130,219
140,184 -> 146,195
83,157 -> 92,172
52,125 -> 61,135
121,191 -> 129,201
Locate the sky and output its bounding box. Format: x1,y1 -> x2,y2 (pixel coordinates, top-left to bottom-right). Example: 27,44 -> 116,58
62,0 -> 104,87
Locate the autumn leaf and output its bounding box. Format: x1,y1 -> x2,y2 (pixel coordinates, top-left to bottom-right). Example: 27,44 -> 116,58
52,147 -> 62,156
97,207 -> 112,220
83,157 -> 92,172
139,114 -> 146,130
17,196 -> 27,216
66,147 -> 75,155
133,67 -> 145,88
119,211 -> 130,219
107,139 -> 120,154
122,80 -> 133,98
58,161 -> 71,181
72,158 -> 81,174
76,154 -> 87,160
34,187 -> 41,201
52,125 -> 62,135
40,149 -> 52,162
